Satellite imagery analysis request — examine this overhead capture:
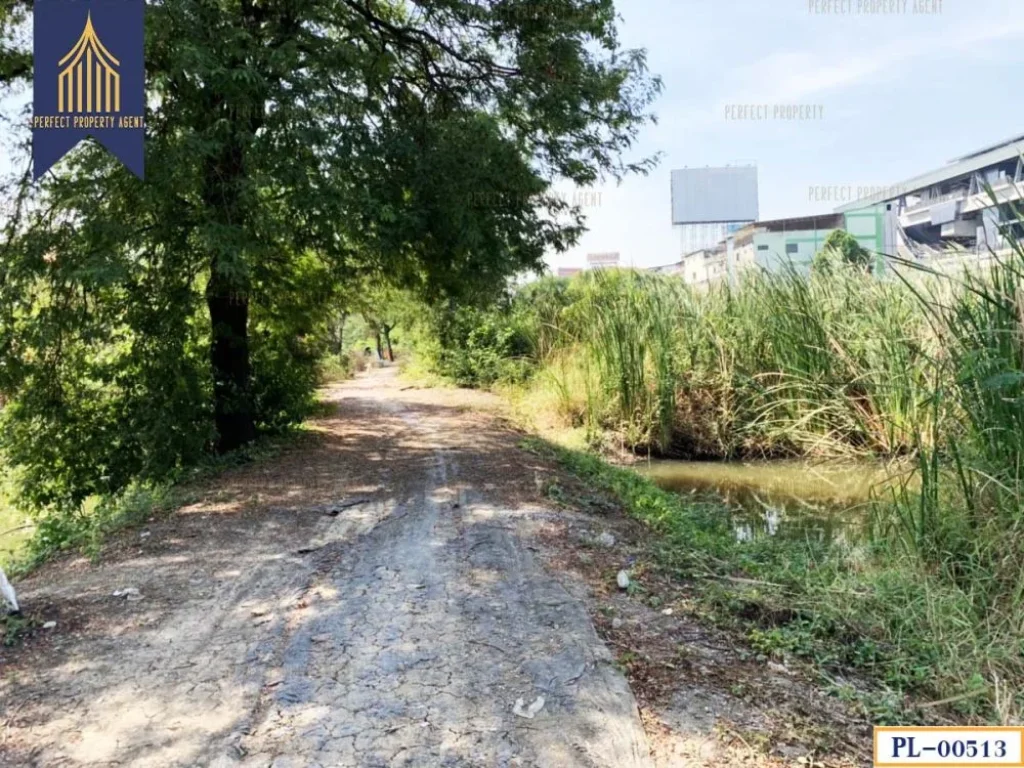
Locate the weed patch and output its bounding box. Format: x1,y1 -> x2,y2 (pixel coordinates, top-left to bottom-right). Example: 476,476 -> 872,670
524,436 -> 1019,723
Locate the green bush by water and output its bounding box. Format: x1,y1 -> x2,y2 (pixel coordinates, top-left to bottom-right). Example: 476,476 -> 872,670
412,234 -> 1024,720
442,265 -> 936,460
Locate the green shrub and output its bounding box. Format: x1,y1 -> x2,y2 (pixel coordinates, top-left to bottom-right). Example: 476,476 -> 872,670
421,303 -> 536,388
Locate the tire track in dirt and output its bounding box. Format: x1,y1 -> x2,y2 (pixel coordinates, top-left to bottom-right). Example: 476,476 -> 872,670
0,368 -> 651,767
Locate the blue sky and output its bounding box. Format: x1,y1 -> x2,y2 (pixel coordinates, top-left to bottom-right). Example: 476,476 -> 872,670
549,0 -> 1024,270
4,1 -> 1023,265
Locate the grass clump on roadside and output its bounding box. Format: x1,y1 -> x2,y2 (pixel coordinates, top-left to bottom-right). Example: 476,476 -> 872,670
3,430 -> 303,578
523,435 -> 1014,724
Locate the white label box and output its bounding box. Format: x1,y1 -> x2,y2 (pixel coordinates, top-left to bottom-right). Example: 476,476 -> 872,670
875,728 -> 1024,766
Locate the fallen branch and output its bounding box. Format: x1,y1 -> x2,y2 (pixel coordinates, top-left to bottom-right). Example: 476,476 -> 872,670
698,572 -> 788,590
0,523 -> 34,538
917,688 -> 988,709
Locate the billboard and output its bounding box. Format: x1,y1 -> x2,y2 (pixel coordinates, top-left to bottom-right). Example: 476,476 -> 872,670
671,166 -> 759,225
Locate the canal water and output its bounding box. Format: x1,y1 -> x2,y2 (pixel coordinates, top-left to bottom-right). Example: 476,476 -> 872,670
637,459 -> 898,544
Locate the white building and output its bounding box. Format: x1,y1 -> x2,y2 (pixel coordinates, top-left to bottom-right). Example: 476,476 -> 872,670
837,134 -> 1024,259
672,214 -> 846,289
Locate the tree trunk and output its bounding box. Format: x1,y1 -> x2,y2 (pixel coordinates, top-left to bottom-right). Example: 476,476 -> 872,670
207,263 -> 256,453
197,0 -> 269,454
375,330 -> 384,361
383,324 -> 394,362
334,312 -> 347,357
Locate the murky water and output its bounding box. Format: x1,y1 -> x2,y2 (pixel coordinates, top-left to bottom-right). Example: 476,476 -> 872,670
637,459 -> 898,544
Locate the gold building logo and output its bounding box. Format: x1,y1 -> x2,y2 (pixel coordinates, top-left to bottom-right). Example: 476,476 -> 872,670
58,12 -> 120,114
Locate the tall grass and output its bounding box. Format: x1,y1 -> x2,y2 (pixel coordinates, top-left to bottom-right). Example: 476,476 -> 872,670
505,238 -> 1024,717
567,270 -> 680,448
865,229 -> 1024,716
525,263 -> 935,460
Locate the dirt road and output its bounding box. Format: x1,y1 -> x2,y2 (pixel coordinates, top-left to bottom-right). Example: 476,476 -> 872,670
0,368 -> 653,767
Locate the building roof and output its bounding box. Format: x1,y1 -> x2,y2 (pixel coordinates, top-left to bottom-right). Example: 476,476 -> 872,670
835,134 -> 1024,213
727,213 -> 843,245
683,244 -> 727,259
952,133 -> 1024,162
749,213 -> 845,232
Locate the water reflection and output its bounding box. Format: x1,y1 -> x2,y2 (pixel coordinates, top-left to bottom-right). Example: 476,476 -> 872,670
637,459 -> 897,544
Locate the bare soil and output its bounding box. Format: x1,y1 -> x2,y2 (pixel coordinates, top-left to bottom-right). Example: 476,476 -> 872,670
0,368 -> 869,767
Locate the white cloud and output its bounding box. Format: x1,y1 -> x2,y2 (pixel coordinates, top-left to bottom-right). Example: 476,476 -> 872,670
686,14 -> 1024,134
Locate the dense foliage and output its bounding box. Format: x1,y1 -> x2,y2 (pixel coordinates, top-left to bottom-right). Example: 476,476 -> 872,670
816,228 -> 874,271
419,242 -> 1024,720
416,266 -> 932,458
0,0 -> 660,517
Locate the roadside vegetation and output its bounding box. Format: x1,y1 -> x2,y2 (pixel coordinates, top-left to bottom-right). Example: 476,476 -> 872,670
0,472 -> 31,571
0,0 -> 658,575
408,227 -> 1024,724
1,0 -> 1020,731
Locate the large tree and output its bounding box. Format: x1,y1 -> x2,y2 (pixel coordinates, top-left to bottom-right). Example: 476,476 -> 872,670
0,0 -> 658,505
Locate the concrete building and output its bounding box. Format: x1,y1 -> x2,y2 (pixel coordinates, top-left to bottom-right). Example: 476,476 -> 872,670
674,213 -> 845,289
647,261 -> 683,276
837,134 -> 1024,260
740,213 -> 846,274
673,247 -> 725,288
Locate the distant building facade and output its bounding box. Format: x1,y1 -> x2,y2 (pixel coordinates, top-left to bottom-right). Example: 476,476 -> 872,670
673,213 -> 845,289
647,136 -> 1024,287
552,253 -> 621,277
837,134 -> 1024,261
586,252 -> 621,269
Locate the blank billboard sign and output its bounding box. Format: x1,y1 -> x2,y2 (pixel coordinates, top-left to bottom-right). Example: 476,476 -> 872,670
671,166 -> 759,225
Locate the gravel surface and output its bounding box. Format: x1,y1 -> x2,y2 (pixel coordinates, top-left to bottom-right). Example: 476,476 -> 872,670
0,368 -> 651,767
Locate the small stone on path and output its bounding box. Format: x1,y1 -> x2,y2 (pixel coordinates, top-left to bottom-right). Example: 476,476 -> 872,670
513,696 -> 546,719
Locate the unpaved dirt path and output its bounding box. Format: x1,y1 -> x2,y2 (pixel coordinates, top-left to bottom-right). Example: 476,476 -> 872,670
0,368 -> 652,767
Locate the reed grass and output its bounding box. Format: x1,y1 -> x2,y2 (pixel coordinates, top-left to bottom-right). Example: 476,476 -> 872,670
524,263 -> 935,460
506,229 -> 1024,720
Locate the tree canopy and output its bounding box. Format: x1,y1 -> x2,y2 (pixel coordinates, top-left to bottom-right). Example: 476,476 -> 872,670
0,0 -> 659,512
816,229 -> 874,273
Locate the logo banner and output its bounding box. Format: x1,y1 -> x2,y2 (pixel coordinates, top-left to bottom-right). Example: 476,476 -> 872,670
32,0 -> 145,179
